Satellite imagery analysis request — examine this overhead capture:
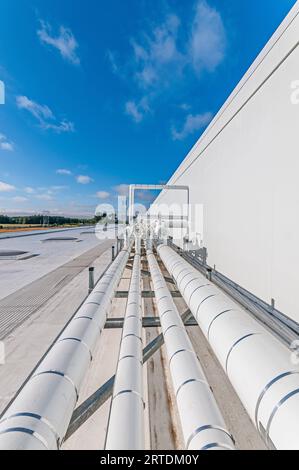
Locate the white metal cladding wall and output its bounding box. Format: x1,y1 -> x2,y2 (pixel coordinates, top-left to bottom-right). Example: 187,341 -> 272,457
150,3 -> 299,322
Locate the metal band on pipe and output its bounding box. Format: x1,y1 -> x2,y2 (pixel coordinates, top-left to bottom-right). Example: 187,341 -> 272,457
225,334 -> 258,372
186,424 -> 234,449
0,427 -> 50,450
265,388 -> 299,447
207,310 -> 232,340
175,379 -> 208,398
255,371 -> 299,429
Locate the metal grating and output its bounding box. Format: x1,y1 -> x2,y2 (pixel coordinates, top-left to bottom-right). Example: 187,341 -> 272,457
0,239 -> 113,339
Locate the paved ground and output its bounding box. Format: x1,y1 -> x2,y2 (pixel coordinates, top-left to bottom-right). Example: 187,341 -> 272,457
0,240 -> 113,340
0,240 -> 268,450
0,226 -> 116,300
0,243 -> 113,416
0,226 -> 93,240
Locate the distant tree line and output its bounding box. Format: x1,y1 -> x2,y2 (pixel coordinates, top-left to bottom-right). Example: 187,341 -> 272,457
94,213 -> 119,224
0,214 -> 94,226
0,212 -> 119,226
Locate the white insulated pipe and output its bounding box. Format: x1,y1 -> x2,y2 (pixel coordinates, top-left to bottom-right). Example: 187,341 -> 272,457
105,238 -> 144,449
0,241 -> 132,450
157,244 -> 299,450
147,245 -> 235,451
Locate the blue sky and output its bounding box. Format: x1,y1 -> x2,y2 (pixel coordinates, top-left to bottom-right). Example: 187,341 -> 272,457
0,0 -> 296,217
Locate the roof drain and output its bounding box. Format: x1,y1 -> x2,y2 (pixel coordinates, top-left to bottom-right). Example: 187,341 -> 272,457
0,250 -> 30,260
41,237 -> 79,243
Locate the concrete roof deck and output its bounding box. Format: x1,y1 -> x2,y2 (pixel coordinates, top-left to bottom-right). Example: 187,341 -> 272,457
0,226 -> 116,300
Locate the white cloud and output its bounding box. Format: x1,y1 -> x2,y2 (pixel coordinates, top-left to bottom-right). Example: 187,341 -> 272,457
1,142 -> 14,151
43,120 -> 75,133
0,181 -> 15,192
125,101 -> 142,123
76,175 -> 93,184
16,96 -> 53,121
129,1 -> 226,84
132,14 -> 183,89
125,97 -> 150,123
12,196 -> 28,203
37,20 -> 80,65
95,191 -> 110,199
189,0 -> 226,73
113,184 -> 129,196
24,187 -> 35,194
22,186 -> 66,202
135,190 -> 156,203
107,50 -> 119,74
36,193 -> 53,201
179,103 -> 191,111
121,1 -> 226,123
0,133 -> 14,151
16,95 -> 74,133
56,168 -> 72,175
50,185 -> 68,191
172,111 -> 213,140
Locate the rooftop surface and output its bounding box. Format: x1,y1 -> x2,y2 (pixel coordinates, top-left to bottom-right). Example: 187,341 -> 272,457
0,226 -> 115,300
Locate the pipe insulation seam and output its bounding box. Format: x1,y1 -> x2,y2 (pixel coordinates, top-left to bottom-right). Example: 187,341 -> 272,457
157,244 -> 299,450
0,241 -> 133,450
105,240 -> 144,450
146,245 -> 235,451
